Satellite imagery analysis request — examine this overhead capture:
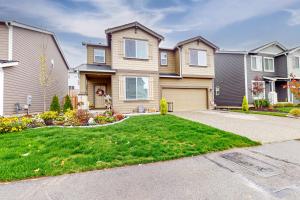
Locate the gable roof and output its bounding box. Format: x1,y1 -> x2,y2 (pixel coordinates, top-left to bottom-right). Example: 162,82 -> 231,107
176,36 -> 219,50
1,21 -> 70,69
249,41 -> 287,53
105,21 -> 164,41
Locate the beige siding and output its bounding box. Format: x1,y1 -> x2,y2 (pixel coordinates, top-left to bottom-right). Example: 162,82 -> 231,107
181,41 -> 215,77
0,24 -> 8,60
159,49 -> 177,74
159,77 -> 214,109
3,26 -> 68,115
111,28 -> 159,72
111,71 -> 159,113
87,45 -> 112,66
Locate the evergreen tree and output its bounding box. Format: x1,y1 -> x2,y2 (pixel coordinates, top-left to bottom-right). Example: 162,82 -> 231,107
50,95 -> 60,113
63,95 -> 73,112
242,96 -> 249,112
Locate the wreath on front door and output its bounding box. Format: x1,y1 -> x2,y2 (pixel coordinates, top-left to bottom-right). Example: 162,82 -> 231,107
96,88 -> 105,96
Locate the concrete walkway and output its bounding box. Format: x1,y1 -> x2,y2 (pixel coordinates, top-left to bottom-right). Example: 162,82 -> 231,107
173,110 -> 300,144
1,140 -> 300,200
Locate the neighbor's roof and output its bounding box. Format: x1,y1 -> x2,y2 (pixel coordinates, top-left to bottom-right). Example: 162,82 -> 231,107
216,50 -> 248,55
249,41 -> 287,53
105,21 -> 164,41
0,21 -> 70,69
75,64 -> 116,73
176,36 -> 219,50
0,59 -> 19,68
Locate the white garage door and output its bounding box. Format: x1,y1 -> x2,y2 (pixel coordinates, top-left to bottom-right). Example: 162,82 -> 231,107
162,88 -> 207,111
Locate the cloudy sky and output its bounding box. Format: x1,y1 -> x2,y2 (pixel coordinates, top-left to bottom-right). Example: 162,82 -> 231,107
1,0 -> 300,68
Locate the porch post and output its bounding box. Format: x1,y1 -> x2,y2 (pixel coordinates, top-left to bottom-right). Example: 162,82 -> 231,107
287,81 -> 291,103
80,73 -> 87,94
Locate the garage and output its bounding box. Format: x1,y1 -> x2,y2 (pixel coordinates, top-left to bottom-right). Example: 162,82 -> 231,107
161,88 -> 208,111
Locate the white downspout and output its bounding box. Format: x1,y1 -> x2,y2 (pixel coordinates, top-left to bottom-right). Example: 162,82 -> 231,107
244,54 -> 248,100
177,46 -> 182,78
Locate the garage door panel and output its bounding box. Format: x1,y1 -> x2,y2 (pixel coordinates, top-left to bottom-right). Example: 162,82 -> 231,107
162,88 -> 207,111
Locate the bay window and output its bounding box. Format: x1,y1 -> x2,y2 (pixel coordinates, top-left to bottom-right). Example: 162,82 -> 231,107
124,39 -> 148,59
189,49 -> 207,66
125,77 -> 149,100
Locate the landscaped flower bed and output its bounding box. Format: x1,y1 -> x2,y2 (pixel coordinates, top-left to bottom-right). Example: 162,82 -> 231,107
0,110 -> 126,134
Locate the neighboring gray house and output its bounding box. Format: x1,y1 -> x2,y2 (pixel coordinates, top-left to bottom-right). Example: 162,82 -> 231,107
0,21 -> 69,116
215,41 -> 300,106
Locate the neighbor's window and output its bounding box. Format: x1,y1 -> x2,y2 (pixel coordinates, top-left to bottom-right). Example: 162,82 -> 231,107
160,52 -> 168,66
189,49 -> 207,66
124,39 -> 148,59
125,77 -> 149,100
264,57 -> 274,72
215,86 -> 220,96
94,49 -> 105,63
252,81 -> 265,99
251,56 -> 262,71
295,57 -> 300,69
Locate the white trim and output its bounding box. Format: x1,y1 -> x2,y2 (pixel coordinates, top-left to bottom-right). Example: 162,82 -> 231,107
8,25 -> 13,60
123,38 -> 149,59
244,55 -> 248,100
160,51 -> 168,66
0,61 -> 19,68
0,68 -> 3,115
250,55 -> 262,71
125,76 -> 149,100
94,48 -> 105,63
287,82 -> 291,103
159,75 -> 181,79
263,57 -> 275,72
189,49 -> 207,67
250,41 -> 287,53
294,56 -> 300,69
251,80 -> 265,99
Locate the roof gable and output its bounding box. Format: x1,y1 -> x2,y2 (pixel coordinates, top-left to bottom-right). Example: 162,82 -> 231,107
105,21 -> 164,41
176,36 -> 218,50
250,41 -> 287,55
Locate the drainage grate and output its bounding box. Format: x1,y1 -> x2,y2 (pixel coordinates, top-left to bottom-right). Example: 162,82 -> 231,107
221,152 -> 283,177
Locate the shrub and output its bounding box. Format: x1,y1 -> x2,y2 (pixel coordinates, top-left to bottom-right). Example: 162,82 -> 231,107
76,109 -> 90,125
50,95 -> 61,113
40,111 -> 58,125
63,109 -> 79,126
114,113 -> 124,121
261,99 -> 270,108
242,96 -> 249,112
160,98 -> 167,115
63,95 -> 73,113
0,117 -> 24,134
283,103 -> 294,107
289,108 -> 300,117
94,115 -> 116,124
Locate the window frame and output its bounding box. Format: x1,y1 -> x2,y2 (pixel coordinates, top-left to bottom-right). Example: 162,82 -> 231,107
295,56 -> 300,69
94,48 -> 105,63
263,57 -> 275,72
215,86 -> 220,96
251,80 -> 265,100
250,55 -> 262,71
189,49 -> 207,67
125,76 -> 149,100
160,51 -> 168,66
123,38 -> 149,60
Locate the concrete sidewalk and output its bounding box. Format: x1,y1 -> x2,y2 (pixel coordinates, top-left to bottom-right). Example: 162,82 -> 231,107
173,110 -> 300,144
1,140 -> 300,200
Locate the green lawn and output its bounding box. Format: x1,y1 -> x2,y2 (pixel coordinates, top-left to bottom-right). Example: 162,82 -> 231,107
232,110 -> 288,117
0,114 -> 258,182
275,106 -> 296,113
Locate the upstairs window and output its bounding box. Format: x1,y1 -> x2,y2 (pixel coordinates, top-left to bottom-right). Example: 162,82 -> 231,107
295,57 -> 300,69
264,57 -> 274,72
124,39 -> 148,59
94,49 -> 105,63
160,52 -> 168,66
189,49 -> 207,66
125,77 -> 149,100
251,56 -> 262,71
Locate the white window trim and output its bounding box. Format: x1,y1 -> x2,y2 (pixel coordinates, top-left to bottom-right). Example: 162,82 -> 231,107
123,39 -> 149,59
250,55 -> 262,71
189,49 -> 207,67
94,49 -> 105,63
125,76 -> 149,100
160,51 -> 168,66
251,80 -> 265,99
263,57 -> 275,72
295,56 -> 300,69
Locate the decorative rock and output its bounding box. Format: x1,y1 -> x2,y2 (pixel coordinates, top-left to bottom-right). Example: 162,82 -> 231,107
88,118 -> 96,125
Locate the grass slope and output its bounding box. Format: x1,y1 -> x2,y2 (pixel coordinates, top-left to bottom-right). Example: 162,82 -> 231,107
0,115 -> 258,181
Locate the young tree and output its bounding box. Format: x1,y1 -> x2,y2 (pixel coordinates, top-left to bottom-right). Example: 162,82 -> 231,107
63,95 -> 73,112
284,73 -> 300,100
249,75 -> 265,99
242,96 -> 249,112
50,95 -> 60,113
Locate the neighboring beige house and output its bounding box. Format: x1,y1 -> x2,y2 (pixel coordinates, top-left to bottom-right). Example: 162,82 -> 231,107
0,21 -> 69,116
76,22 -> 218,113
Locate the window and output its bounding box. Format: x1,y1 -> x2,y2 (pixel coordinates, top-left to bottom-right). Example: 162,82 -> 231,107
160,52 -> 168,65
125,77 -> 149,100
264,57 -> 274,72
94,49 -> 105,63
251,56 -> 262,71
215,86 -> 220,96
189,49 -> 207,66
295,57 -> 300,69
124,39 -> 148,59
252,81 -> 265,99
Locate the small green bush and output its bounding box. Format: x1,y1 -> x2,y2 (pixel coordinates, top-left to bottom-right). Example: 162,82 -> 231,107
40,111 -> 58,121
160,98 -> 168,115
50,95 -> 61,113
63,95 -> 73,113
261,99 -> 270,107
94,115 -> 116,124
289,108 -> 300,117
242,96 -> 249,112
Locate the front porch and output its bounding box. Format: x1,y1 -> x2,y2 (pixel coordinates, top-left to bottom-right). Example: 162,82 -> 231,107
263,77 -> 291,104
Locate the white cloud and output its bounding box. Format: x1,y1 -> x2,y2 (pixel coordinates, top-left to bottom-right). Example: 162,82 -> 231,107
287,9 -> 300,26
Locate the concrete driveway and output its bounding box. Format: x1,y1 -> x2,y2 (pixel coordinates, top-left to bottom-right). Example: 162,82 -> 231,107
173,110 -> 300,144
2,140 -> 300,200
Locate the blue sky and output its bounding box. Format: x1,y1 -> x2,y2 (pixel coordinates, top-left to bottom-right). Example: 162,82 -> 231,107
1,0 -> 300,68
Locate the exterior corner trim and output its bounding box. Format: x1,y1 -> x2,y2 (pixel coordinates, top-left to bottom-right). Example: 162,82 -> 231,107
244,54 -> 248,100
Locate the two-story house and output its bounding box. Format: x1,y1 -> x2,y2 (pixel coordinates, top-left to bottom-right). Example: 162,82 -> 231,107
214,41 -> 300,106
0,21 -> 69,116
76,22 -> 218,113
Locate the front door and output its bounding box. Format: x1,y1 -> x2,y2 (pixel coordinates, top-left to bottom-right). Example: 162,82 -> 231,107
94,85 -> 106,108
